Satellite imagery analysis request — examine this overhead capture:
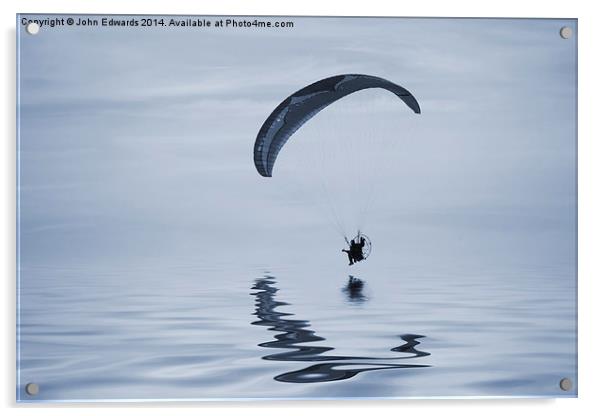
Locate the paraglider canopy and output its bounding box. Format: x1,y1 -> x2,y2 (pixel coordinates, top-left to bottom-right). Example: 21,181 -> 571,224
253,74 -> 421,177
253,74 -> 420,264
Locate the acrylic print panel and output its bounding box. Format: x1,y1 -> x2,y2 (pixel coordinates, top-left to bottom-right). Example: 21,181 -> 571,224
16,15 -> 577,401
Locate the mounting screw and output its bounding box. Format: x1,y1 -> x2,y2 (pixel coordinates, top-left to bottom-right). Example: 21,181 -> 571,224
25,383 -> 39,396
25,22 -> 40,35
559,377 -> 573,391
559,26 -> 573,39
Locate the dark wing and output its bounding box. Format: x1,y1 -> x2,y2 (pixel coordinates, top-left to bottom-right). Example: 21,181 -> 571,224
253,74 -> 421,177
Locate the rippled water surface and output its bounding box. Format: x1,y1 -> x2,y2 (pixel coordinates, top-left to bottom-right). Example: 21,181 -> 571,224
17,257 -> 576,401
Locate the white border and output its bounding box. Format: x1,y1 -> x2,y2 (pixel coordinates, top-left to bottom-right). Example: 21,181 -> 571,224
3,1 -> 601,414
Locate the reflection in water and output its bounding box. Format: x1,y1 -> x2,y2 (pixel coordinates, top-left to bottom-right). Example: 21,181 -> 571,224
251,276 -> 430,383
342,275 -> 367,303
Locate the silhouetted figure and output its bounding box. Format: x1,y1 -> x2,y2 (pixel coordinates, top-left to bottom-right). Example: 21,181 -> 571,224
342,236 -> 366,265
355,237 -> 365,260
342,247 -> 354,265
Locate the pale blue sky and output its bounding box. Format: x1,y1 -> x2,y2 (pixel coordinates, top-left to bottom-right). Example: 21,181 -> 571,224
17,16 -> 577,270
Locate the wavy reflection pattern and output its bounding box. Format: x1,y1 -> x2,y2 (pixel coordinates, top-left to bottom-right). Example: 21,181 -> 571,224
251,276 -> 430,383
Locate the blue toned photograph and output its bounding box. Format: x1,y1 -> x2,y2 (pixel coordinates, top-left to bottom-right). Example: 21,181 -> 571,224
16,15 -> 577,401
